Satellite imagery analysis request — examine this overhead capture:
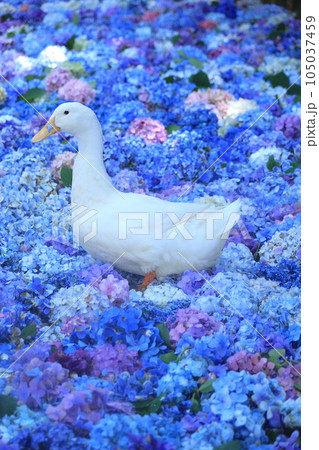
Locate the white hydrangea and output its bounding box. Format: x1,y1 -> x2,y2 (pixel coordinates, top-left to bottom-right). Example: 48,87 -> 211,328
226,98 -> 258,120
249,146 -> 289,169
260,226 -> 301,266
49,284 -> 111,320
142,283 -> 187,307
37,45 -> 68,68
40,324 -> 65,342
259,56 -> 301,75
0,2 -> 15,14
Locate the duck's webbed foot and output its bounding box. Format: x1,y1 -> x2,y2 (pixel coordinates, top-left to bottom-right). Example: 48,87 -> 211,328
135,271 -> 156,291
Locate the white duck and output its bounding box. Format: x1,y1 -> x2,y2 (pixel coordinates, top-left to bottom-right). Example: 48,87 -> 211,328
32,102 -> 241,288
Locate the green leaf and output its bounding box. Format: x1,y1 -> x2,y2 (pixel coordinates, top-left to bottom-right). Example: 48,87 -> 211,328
1,13 -> 13,21
285,161 -> 300,174
288,83 -> 301,96
65,34 -> 76,50
268,22 -> 288,39
18,88 -> 46,103
20,323 -> 37,339
61,61 -> 87,77
215,441 -> 243,450
171,34 -> 181,43
267,349 -> 286,370
189,70 -> 211,89
88,80 -> 97,89
178,50 -> 187,58
0,395 -> 18,418
25,74 -> 45,81
264,71 -> 290,89
72,12 -> 79,25
199,379 -> 215,393
164,75 -> 181,84
293,95 -> 301,104
7,31 -> 15,38
166,125 -> 181,135
159,351 -> 177,364
294,383 -> 301,392
266,155 -> 280,171
188,58 -> 203,69
60,166 -> 73,187
191,391 -> 201,413
134,397 -> 162,415
156,323 -> 172,348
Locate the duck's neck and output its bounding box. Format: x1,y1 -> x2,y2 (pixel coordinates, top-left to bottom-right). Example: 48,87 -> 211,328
72,121 -> 113,203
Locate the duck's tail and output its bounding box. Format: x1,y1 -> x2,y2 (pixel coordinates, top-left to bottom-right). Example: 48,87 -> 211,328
216,198 -> 241,240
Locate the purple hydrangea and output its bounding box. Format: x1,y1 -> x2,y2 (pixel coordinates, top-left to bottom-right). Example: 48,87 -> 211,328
11,357 -> 70,408
46,387 -> 133,435
90,343 -> 142,377
277,363 -> 301,399
226,350 -> 275,375
166,307 -> 223,345
273,114 -> 301,139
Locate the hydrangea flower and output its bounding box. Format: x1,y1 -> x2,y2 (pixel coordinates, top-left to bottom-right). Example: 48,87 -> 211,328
226,350 -> 275,375
127,118 -> 168,144
273,114 -> 301,139
50,151 -> 76,184
90,343 -> 142,377
58,78 -> 96,104
45,67 -> 74,93
10,357 -> 70,408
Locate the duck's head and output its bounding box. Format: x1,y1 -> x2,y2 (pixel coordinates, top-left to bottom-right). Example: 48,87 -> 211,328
31,102 -> 97,143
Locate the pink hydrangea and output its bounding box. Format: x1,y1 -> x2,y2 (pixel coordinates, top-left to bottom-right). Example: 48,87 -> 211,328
99,274 -> 129,305
58,78 -> 96,105
198,19 -> 217,30
50,151 -> 76,184
127,117 -> 168,144
141,11 -> 160,22
185,89 -> 235,119
90,343 -> 142,377
45,67 -> 74,93
226,350 -> 275,375
166,307 -> 223,345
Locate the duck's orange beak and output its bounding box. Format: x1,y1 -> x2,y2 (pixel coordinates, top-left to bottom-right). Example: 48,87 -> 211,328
31,117 -> 61,143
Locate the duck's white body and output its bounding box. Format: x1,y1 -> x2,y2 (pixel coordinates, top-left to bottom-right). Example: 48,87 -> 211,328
33,102 -> 241,278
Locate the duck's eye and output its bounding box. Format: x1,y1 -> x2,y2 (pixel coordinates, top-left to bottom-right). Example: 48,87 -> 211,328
64,111 -> 69,115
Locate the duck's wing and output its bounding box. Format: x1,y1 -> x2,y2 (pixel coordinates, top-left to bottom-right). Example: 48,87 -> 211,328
123,192 -> 241,240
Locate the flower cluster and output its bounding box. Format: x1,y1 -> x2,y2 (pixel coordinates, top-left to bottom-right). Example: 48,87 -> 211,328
127,117 -> 168,144
166,307 -> 223,345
